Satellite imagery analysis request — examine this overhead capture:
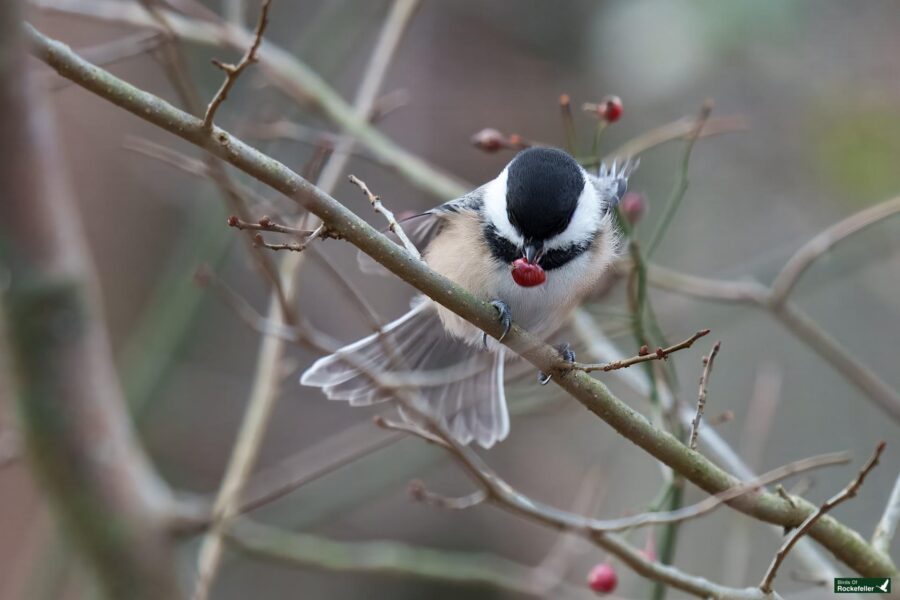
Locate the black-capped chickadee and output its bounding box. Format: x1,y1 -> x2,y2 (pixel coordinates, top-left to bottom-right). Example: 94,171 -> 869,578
301,147 -> 634,448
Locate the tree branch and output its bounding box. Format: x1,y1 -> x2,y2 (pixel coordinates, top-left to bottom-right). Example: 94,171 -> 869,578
759,442 -> 886,593
31,0 -> 467,200
202,0 -> 270,131
2,8 -> 181,598
872,472 -> 900,555
648,209 -> 900,423
25,24 -> 897,578
225,518 -> 591,599
189,2 -> 423,598
377,408 -> 784,599
348,174 -> 422,259
689,341 -> 721,450
572,328 -> 709,373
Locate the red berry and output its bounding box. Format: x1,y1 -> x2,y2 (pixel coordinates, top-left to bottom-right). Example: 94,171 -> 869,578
511,258 -> 546,287
227,215 -> 239,227
600,95 -> 623,122
587,563 -> 618,594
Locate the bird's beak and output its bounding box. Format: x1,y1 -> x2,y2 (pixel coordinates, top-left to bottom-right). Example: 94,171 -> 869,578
523,243 -> 543,265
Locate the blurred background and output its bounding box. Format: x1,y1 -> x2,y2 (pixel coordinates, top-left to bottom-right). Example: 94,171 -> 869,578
4,0 -> 900,598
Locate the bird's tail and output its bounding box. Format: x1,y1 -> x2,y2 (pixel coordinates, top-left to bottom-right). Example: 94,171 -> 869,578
300,300 -> 509,448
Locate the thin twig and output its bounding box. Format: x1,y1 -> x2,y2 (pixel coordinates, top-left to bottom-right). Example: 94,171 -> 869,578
225,518 -> 589,599
572,329 -> 709,373
529,467 -> 607,595
615,453 -> 849,531
347,174 -> 421,259
188,3 -> 422,598
202,0 -> 270,131
646,242 -> 900,423
759,441 -> 886,594
226,215 -> 314,237
689,341 -> 721,450
768,195 -> 900,306
570,309 -> 842,580
600,114 -> 748,164
646,100 -> 714,256
407,480 -> 487,510
134,2 -> 295,323
386,404 -> 783,599
872,473 -> 900,555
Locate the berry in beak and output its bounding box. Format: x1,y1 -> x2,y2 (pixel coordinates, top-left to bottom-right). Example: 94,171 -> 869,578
511,258 -> 546,287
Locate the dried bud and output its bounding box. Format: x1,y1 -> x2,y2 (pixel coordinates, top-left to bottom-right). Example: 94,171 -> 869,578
638,345 -> 649,356
587,563 -> 618,594
655,347 -> 666,360
253,233 -> 264,247
258,215 -> 272,227
599,95 -> 623,122
559,93 -> 571,108
618,192 -> 646,225
227,215 -> 239,227
471,128 -> 506,153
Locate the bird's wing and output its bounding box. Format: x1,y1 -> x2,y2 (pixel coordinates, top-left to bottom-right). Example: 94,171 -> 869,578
358,187 -> 484,275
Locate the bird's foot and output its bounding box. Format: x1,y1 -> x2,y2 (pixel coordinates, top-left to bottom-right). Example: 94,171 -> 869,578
482,299 -> 512,350
539,343 -> 576,385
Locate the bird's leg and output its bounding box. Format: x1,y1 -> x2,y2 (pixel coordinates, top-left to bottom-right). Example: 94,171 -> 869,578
482,299 -> 512,349
538,343 -> 576,385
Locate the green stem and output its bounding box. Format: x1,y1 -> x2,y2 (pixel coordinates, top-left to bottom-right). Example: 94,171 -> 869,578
646,102 -> 713,257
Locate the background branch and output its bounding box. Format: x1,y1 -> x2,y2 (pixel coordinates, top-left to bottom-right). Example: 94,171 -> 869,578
759,442 -> 886,593
191,3 -> 422,599
872,473 -> 900,555
1,6 -> 181,597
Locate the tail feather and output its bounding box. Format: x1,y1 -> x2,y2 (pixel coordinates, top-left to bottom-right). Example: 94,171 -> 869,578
300,299 -> 509,448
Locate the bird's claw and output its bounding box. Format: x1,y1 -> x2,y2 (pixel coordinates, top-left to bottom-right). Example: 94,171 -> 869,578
538,343 -> 576,385
483,299 -> 512,349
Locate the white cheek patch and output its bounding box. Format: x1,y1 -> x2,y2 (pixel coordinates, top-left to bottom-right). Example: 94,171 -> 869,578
542,169 -> 603,251
482,168 -> 524,247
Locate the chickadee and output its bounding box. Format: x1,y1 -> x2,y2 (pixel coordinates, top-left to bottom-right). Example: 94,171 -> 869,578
301,147 -> 633,448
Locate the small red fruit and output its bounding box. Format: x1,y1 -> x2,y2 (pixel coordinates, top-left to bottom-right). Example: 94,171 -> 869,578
587,563 -> 618,594
511,258 -> 546,287
599,95 -> 623,123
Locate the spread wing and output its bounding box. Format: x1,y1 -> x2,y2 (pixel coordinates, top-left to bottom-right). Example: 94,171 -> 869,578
358,187 -> 485,275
